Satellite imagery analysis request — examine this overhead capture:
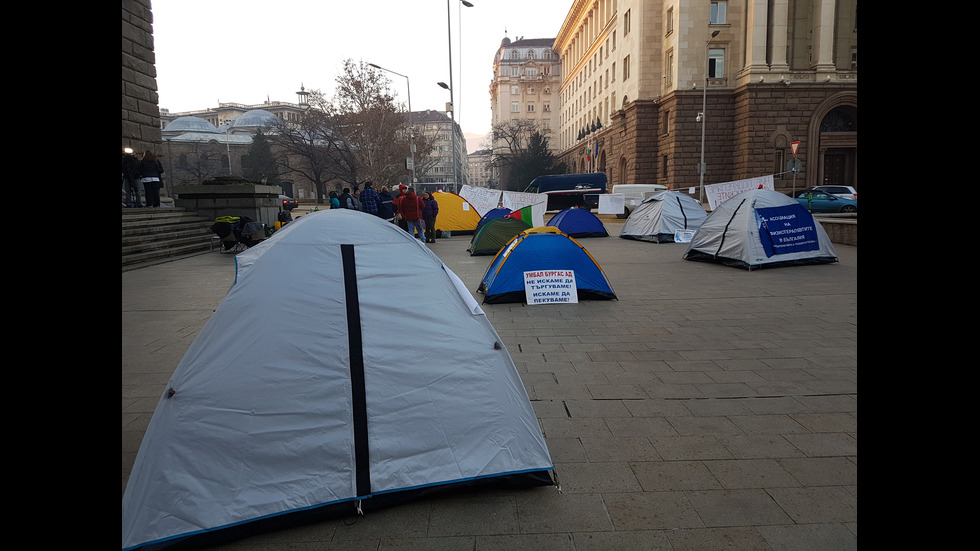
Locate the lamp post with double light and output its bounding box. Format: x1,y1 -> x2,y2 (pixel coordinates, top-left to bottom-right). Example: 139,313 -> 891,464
368,63 -> 416,184
442,0 -> 473,194
437,81 -> 458,193
698,29 -> 720,204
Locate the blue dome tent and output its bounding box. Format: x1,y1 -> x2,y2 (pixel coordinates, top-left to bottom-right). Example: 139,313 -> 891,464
546,208 -> 609,238
478,227 -> 617,304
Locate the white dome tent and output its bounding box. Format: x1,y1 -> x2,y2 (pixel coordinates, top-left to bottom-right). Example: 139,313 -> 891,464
683,188 -> 838,270
122,210 -> 555,550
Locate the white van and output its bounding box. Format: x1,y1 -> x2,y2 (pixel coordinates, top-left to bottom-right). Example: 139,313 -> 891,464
611,184 -> 669,218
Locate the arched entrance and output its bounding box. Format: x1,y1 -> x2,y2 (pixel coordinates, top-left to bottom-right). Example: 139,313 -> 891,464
807,93 -> 858,190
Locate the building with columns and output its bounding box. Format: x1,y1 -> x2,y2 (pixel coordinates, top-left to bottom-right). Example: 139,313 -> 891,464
554,0 -> 857,197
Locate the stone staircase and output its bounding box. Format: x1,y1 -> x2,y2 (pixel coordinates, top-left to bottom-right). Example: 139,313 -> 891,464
122,207 -> 215,270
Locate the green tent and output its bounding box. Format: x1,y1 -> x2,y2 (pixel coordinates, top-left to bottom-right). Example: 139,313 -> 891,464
467,216 -> 532,256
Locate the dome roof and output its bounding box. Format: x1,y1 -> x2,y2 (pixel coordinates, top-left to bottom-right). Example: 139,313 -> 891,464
164,116 -> 219,134
230,109 -> 279,128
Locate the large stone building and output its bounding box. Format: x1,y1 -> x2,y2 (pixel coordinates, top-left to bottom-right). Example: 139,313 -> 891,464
488,35 -> 563,188
554,0 -> 857,198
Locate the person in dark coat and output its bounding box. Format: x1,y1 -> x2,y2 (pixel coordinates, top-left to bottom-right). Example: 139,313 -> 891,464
378,186 -> 395,221
122,148 -> 143,207
139,150 -> 164,207
359,181 -> 381,216
421,191 -> 439,243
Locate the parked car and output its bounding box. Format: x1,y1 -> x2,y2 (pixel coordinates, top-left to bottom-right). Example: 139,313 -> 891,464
279,195 -> 298,210
813,185 -> 857,200
791,189 -> 857,213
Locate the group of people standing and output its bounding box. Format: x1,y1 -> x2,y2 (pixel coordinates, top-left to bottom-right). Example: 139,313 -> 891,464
121,148 -> 165,208
327,182 -> 439,243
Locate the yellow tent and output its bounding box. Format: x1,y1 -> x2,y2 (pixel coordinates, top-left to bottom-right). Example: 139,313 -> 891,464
432,191 -> 482,235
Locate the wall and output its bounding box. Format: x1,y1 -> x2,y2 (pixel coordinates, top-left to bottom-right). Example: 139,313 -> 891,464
122,0 -> 162,153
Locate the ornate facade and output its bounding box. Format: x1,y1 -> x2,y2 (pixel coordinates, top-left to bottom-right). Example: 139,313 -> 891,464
554,0 -> 857,196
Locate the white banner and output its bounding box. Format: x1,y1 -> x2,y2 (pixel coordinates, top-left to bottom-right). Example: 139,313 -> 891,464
598,193 -> 625,215
705,175 -> 774,210
458,185 -> 502,217
501,191 -> 548,228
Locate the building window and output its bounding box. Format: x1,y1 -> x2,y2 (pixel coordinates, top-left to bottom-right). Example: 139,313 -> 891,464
710,1 -> 727,25
527,50 -> 536,59
851,47 -> 858,69
662,155 -> 669,179
527,103 -> 535,112
661,110 -> 670,135
511,67 -> 520,76
624,9 -> 631,35
708,49 -> 725,78
665,50 -> 674,88
511,102 -> 520,112
511,85 -> 519,95
543,103 -> 551,112
527,68 -> 538,77
511,50 -> 520,60
611,62 -> 615,82
623,55 -> 630,80
666,7 -> 674,35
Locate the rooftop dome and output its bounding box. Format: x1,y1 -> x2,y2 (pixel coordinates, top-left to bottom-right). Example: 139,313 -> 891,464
230,109 -> 279,129
164,116 -> 219,134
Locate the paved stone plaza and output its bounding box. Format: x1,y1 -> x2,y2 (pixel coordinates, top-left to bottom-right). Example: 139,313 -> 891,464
122,216 -> 857,550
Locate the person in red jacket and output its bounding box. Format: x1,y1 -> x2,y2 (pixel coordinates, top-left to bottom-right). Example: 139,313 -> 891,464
399,187 -> 426,242
392,184 -> 409,230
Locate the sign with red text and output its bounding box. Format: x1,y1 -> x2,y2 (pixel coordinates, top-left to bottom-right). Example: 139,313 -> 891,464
523,270 -> 578,304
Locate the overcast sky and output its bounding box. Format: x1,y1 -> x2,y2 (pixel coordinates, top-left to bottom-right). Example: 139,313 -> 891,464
152,0 -> 571,151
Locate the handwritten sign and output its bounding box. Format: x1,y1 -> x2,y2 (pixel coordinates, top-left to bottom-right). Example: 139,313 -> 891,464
523,270 -> 578,304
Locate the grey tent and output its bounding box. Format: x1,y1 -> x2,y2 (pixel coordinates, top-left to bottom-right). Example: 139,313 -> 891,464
683,188 -> 838,269
619,190 -> 707,243
122,210 -> 555,550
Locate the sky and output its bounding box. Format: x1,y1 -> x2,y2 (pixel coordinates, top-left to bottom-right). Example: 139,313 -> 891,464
152,0 -> 572,153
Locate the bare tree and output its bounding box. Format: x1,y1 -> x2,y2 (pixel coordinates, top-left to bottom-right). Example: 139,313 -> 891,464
332,60 -> 434,188
164,140 -> 226,187
268,90 -> 357,203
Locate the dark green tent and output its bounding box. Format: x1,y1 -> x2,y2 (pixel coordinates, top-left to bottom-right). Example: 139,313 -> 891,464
467,216 -> 532,256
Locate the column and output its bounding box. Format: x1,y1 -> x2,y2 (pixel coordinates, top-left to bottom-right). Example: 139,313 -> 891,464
743,0 -> 770,74
812,0 -> 837,73
769,0 -> 790,72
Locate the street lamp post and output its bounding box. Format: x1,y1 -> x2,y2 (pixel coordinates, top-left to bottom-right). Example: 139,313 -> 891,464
698,29 -> 720,204
368,63 -> 416,184
443,0 -> 473,194
437,81 -> 457,193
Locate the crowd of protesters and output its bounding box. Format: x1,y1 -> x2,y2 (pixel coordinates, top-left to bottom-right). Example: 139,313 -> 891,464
329,181 -> 439,243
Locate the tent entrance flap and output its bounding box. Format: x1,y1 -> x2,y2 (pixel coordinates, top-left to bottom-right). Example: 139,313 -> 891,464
342,243 -> 371,498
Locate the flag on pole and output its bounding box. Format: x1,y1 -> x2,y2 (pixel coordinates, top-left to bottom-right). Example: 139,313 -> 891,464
586,143 -> 592,163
